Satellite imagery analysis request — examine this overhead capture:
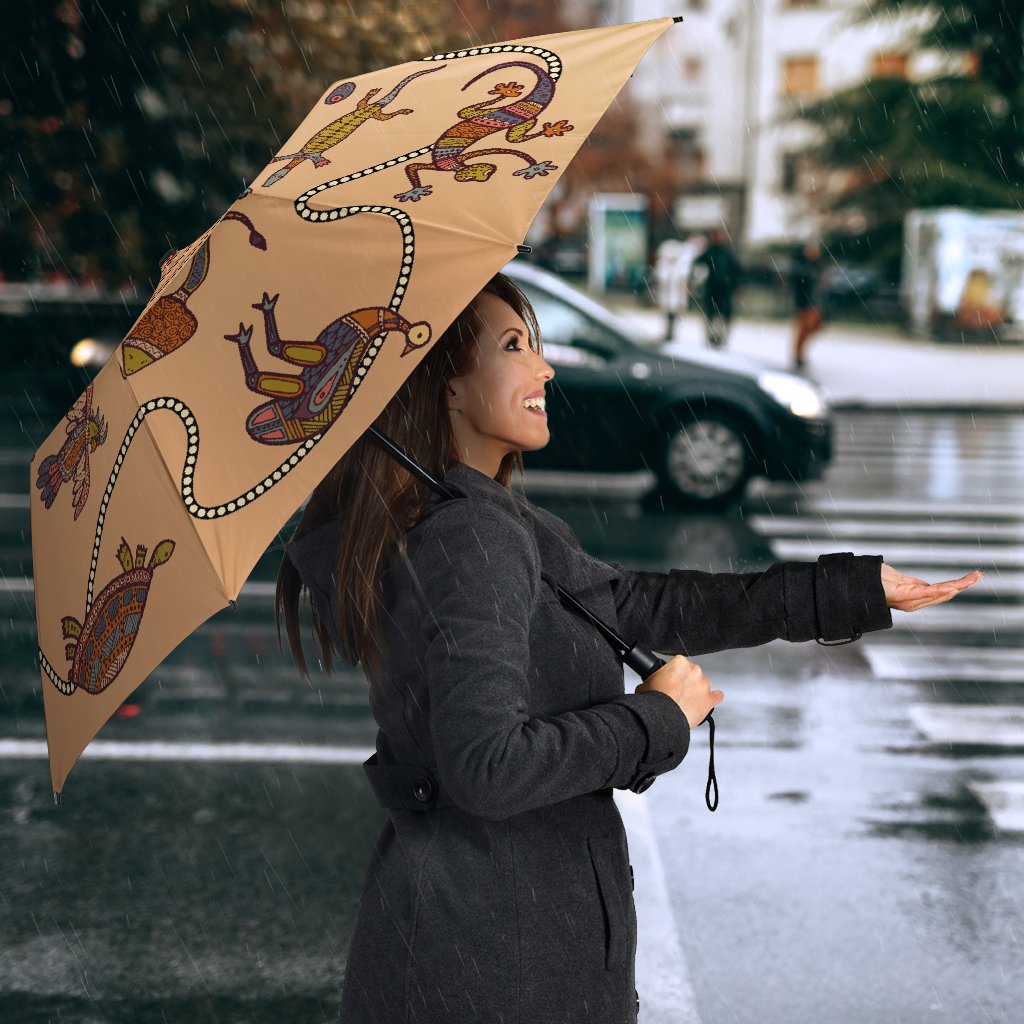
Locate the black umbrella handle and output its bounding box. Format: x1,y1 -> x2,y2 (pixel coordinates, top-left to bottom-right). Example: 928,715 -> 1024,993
625,643 -> 717,812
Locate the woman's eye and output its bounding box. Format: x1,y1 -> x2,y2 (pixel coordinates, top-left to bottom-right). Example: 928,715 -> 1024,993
505,338 -> 522,351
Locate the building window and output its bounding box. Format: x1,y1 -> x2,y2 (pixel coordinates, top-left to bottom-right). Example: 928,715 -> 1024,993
871,51 -> 908,78
669,128 -> 706,181
684,56 -> 703,81
780,152 -> 800,195
782,56 -> 819,98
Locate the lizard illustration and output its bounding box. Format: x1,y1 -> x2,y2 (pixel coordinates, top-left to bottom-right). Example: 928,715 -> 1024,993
224,292 -> 431,445
393,61 -> 574,202
263,67 -> 442,187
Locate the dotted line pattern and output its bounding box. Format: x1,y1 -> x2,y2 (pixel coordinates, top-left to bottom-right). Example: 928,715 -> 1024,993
419,43 -> 563,81
40,649 -> 75,695
292,199 -> 417,312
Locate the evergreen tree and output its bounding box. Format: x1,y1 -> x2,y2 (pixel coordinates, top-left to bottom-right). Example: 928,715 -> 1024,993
794,0 -> 1024,275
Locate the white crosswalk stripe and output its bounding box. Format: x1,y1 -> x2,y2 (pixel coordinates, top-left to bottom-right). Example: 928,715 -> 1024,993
864,645 -> 1024,684
908,704 -> 1024,748
749,411 -> 1024,834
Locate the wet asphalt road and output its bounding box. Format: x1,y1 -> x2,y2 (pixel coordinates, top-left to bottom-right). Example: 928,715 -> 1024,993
2,404 -> 1023,1023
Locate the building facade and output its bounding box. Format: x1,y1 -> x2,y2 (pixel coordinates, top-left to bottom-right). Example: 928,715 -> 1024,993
610,0 -> 927,250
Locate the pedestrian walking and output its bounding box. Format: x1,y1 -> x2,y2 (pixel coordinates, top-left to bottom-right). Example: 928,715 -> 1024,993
790,240 -> 824,369
692,227 -> 742,349
279,272 -> 982,1024
653,237 -> 700,341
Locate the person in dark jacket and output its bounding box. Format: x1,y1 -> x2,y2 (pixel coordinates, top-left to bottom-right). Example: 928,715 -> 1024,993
790,240 -> 824,369
278,273 -> 981,1024
691,227 -> 742,349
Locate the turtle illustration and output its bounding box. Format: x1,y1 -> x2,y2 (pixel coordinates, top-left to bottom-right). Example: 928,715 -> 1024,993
59,537 -> 176,695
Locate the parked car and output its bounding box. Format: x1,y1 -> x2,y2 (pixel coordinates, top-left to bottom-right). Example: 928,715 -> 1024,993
504,261 -> 832,508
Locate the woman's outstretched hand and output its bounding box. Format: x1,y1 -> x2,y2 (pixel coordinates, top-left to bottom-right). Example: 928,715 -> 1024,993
881,564 -> 983,612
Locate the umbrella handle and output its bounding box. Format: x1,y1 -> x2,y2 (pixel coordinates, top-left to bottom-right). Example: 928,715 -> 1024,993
625,643 -> 717,812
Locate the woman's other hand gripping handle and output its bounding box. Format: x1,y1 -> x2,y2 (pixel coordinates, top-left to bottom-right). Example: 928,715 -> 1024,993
635,654 -> 723,729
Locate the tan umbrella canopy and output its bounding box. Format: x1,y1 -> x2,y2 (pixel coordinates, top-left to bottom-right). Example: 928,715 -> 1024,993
29,16 -> 679,797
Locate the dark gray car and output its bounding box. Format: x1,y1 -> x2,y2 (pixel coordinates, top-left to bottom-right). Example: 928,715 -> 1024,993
505,261 -> 833,508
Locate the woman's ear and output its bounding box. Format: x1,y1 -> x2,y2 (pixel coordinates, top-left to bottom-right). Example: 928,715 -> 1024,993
445,379 -> 460,412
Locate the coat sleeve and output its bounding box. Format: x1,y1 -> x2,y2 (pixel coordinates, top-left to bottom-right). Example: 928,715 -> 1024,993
409,502 -> 691,821
604,553 -> 892,658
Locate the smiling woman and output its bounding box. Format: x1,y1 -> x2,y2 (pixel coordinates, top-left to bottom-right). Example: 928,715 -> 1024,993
275,271 -> 978,1024
444,289 -> 556,477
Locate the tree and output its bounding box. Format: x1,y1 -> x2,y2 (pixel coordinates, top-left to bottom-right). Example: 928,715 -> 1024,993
0,1 -> 461,289
794,0 -> 1024,275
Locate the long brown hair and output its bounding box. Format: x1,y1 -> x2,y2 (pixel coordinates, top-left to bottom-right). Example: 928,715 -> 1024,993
275,272 -> 542,685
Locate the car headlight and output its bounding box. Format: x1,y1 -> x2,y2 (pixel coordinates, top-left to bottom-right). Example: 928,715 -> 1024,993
757,371 -> 828,419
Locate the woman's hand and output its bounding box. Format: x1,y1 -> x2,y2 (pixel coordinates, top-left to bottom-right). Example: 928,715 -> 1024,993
635,654 -> 723,728
881,563 -> 983,612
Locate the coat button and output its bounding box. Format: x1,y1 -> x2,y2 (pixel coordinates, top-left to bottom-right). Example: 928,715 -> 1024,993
412,775 -> 435,802
630,773 -> 656,794
636,989 -> 640,1014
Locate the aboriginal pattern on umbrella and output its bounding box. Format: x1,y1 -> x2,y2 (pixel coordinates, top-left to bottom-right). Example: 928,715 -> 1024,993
37,42 -> 569,699
34,382 -> 108,522
261,67 -> 441,188
121,211 -> 267,377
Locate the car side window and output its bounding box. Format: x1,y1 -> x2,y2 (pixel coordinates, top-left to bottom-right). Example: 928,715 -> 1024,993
522,286 -> 620,361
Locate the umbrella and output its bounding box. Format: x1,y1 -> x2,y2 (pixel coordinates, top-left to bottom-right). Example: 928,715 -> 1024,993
30,15 -> 683,799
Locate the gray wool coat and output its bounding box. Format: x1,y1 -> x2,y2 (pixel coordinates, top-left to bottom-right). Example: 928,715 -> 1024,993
286,460 -> 893,1024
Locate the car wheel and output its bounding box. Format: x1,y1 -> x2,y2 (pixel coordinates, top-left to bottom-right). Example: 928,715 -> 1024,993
655,410 -> 754,508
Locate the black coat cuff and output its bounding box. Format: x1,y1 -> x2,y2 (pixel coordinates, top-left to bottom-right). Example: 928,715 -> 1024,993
607,690 -> 690,793
815,552 -> 892,643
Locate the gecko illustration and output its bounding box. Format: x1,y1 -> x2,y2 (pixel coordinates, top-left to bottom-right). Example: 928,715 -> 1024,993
263,67 -> 442,187
224,292 -> 431,444
393,61 -> 574,202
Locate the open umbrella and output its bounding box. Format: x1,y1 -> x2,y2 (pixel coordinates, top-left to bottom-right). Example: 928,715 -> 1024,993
30,15 -> 683,799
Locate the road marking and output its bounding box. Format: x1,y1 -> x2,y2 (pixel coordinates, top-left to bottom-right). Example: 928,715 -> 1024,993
792,497 -> 1024,520
864,645 -> 1024,684
908,705 -> 1024,748
884,605 -> 1024,633
767,539 -> 1024,568
748,516 -> 1024,542
968,781 -> 1024,832
520,468 -> 655,496
616,788 -> 702,1024
0,739 -> 375,763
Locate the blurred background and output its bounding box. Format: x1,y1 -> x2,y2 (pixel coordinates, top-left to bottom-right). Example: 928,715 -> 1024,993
2,2 -> 1022,1023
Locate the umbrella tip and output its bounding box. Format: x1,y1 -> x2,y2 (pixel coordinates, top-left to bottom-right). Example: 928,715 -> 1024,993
229,599 -> 239,610
53,791 -> 62,806
517,244 -> 532,255
673,15 -> 684,23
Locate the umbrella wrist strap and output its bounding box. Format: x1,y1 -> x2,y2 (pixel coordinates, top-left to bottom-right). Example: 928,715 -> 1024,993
705,714 -> 718,812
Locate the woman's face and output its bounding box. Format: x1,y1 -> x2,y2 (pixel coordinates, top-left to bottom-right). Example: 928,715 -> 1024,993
446,292 -> 555,478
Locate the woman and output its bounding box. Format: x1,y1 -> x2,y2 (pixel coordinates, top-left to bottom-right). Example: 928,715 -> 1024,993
278,273 -> 980,1024
790,241 -> 823,370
